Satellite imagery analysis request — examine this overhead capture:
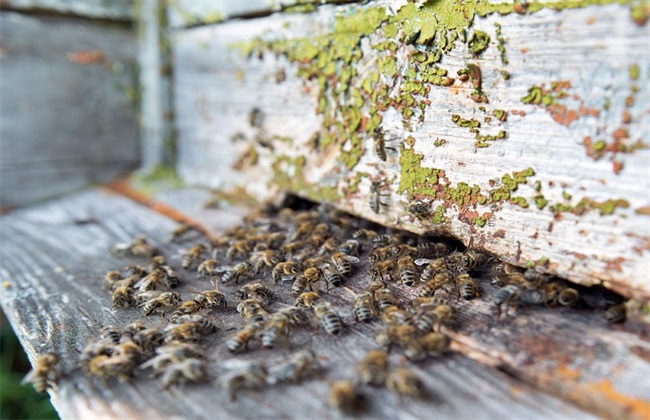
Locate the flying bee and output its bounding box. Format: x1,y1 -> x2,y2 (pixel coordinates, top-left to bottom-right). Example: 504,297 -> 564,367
386,368 -> 425,398
218,261 -> 252,285
237,298 -> 269,325
353,290 -> 377,323
321,264 -> 343,291
330,252 -> 360,277
495,284 -> 520,319
338,239 -> 360,256
111,234 -> 157,258
369,260 -> 395,283
404,332 -> 450,361
112,284 -> 135,309
329,380 -> 362,413
273,350 -> 320,384
357,350 -> 389,386
314,301 -> 343,335
397,255 -> 418,286
197,259 -> 219,277
182,244 -> 206,269
456,273 -> 479,300
272,261 -> 301,284
158,358 -> 206,389
295,292 -> 321,309
226,323 -> 262,353
373,286 -> 400,312
292,267 -> 322,296
21,353 -> 59,394
605,303 -> 627,323
250,250 -> 283,273
381,306 -> 413,326
170,223 -> 199,243
141,291 -> 181,317
375,325 -> 417,349
369,181 -> 389,214
224,362 -> 268,401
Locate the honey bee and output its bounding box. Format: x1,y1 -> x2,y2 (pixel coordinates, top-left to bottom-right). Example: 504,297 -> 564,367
112,284 -> 135,309
294,292 -> 321,309
357,350 -> 389,386
88,341 -> 142,381
321,264 -> 343,290
411,304 -> 453,333
456,273 -> 479,300
407,202 -> 431,219
338,239 -> 361,256
415,242 -> 449,258
134,269 -> 168,291
139,342 -> 203,371
373,128 -> 394,161
140,291 -> 181,317
170,223 -> 198,243
418,272 -> 452,297
495,284 -> 520,318
369,181 -> 389,214
381,306 -> 413,326
605,303 -> 627,323
292,267 -> 322,296
375,325 -> 417,349
329,380 -> 362,413
373,286 -> 400,312
163,320 -> 217,343
260,312 -> 292,349
558,288 -> 580,307
197,259 -> 219,277
171,288 -> 227,318
353,290 -> 377,323
236,298 -> 269,325
397,255 -> 418,286
250,250 -> 284,273
219,261 -> 252,285
386,368 -> 425,398
111,234 -> 157,258
490,262 -> 521,286
352,229 -> 378,241
236,282 -> 274,302
273,349 -> 320,384
404,332 -> 450,361
224,362 -> 268,401
330,252 -> 360,277
226,323 -> 262,353
272,261 -> 301,284
369,260 -> 396,283
539,281 -> 574,307
318,237 -> 340,255
182,244 -> 206,269
21,353 -> 59,393
314,301 -> 343,335
102,271 -> 123,290
99,326 -> 122,344
369,245 -> 400,264
159,358 -> 206,389
523,268 -> 552,287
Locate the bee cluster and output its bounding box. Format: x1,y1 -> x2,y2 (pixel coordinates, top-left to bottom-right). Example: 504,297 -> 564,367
22,199 -> 628,411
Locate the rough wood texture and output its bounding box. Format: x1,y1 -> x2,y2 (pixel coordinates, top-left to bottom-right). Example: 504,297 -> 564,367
0,0 -> 133,20
171,1 -> 650,301
0,12 -> 139,209
0,188 -> 614,419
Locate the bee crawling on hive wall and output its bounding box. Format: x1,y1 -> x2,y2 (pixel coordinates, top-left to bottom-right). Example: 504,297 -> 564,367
21,353 -> 60,393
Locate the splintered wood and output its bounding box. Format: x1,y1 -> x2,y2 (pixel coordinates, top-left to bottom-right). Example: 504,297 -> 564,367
2,189 -> 648,419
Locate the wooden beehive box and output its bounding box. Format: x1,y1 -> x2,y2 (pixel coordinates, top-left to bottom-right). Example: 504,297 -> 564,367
1,0 -> 649,418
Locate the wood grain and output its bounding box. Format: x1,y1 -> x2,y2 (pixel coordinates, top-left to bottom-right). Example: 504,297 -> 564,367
0,0 -> 133,20
0,12 -> 139,209
0,188 -> 603,419
170,1 -> 650,301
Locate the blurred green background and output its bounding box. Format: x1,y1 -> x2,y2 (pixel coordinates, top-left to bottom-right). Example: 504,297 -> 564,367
0,312 -> 58,419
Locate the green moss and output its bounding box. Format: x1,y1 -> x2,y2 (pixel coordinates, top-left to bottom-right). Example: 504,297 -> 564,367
130,165 -> 183,195
549,196 -> 630,216
398,145 -> 440,195
493,109 -> 507,122
467,30 -> 490,56
431,205 -> 449,223
534,193 -> 548,210
509,196 -> 529,208
494,23 -> 508,65
473,217 -> 487,227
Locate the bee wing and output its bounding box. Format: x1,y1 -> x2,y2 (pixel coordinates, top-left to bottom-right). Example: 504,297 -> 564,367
20,370 -> 36,386
214,266 -> 234,273
414,258 -> 434,266
346,256 -> 361,264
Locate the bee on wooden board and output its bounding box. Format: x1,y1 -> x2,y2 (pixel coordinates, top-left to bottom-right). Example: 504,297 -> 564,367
314,301 -> 343,335
170,223 -> 199,243
223,362 -> 268,401
386,368 -> 426,398
353,290 -> 377,323
294,291 -> 321,309
21,353 -> 60,394
418,272 -> 452,297
321,264 -> 344,291
381,306 -> 413,326
249,250 -> 283,272
291,267 -> 322,296
218,261 -> 253,285
197,259 -> 219,277
329,380 -> 363,413
494,284 -> 520,319
260,312 -> 292,349
226,323 -> 263,353
375,325 -> 418,349
140,291 -> 181,317
111,234 -> 158,259
272,349 -> 320,384
397,255 -> 418,286
357,350 -> 389,386
158,358 -> 206,389
182,244 -> 206,269
272,261 -> 301,284
330,252 -> 360,277
456,273 -> 479,300
373,127 -> 398,161
404,332 -> 450,361
369,260 -> 396,283
236,282 -> 274,303
237,298 -> 269,325
139,342 -> 204,372
605,303 -> 627,323
112,284 -> 135,309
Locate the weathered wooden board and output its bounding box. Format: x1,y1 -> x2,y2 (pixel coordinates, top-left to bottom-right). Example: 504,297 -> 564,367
0,12 -> 139,209
0,188 -> 601,419
171,1 -> 650,301
0,0 -> 133,20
